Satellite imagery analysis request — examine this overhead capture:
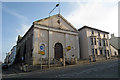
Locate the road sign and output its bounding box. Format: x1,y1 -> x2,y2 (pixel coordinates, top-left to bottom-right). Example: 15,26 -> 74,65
38,51 -> 45,55
66,46 -> 71,51
39,45 -> 45,55
40,46 -> 44,50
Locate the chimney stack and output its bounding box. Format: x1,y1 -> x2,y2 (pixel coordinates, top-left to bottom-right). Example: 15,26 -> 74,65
111,33 -> 114,38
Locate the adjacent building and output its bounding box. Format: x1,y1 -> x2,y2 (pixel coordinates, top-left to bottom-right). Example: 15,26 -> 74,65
8,46 -> 16,66
78,26 -> 111,61
14,14 -> 80,71
4,46 -> 16,66
109,34 -> 119,56
4,53 -> 9,65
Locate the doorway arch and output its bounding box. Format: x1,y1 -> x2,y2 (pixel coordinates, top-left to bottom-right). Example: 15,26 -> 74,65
54,43 -> 63,60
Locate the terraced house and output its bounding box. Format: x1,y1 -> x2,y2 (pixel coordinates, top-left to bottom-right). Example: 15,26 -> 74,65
78,26 -> 111,61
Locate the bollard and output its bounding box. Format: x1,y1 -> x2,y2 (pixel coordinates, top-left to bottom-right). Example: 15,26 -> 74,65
63,57 -> 65,67
75,58 -> 77,64
60,58 -> 63,62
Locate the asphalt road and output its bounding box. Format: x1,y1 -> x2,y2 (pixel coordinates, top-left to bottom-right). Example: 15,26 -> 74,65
2,59 -> 119,78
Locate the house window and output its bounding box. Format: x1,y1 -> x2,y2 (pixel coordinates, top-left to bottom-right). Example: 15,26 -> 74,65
103,39 -> 105,46
106,40 -> 108,46
92,30 -> 94,34
100,50 -> 102,55
98,32 -> 100,36
91,38 -> 93,45
94,38 -> 96,45
104,34 -> 105,37
99,39 -> 101,46
107,50 -> 109,56
92,49 -> 94,55
104,50 -> 106,55
115,52 -> 117,55
95,49 -> 97,55
57,20 -> 60,24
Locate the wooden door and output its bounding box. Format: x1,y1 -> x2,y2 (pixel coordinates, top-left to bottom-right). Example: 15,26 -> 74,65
54,43 -> 63,60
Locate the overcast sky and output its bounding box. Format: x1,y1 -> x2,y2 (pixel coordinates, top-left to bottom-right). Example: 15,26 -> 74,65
1,0 -> 119,62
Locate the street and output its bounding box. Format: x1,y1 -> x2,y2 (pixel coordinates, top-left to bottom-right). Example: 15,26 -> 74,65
2,59 -> 119,79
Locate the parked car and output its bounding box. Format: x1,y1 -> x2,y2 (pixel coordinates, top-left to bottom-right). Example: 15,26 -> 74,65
2,63 -> 8,69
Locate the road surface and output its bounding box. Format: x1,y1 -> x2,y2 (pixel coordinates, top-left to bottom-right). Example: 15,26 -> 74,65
2,59 -> 119,78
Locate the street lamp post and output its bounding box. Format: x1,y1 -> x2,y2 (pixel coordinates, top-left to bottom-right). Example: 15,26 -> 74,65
49,4 -> 59,15
48,4 -> 59,68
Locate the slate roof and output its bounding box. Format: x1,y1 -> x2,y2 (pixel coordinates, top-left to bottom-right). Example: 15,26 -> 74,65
78,25 -> 109,34
109,34 -> 120,50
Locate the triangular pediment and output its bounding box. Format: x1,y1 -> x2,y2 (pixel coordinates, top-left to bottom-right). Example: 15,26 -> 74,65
33,14 -> 77,32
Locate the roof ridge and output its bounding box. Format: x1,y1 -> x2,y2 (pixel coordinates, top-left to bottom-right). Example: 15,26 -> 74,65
78,25 -> 109,34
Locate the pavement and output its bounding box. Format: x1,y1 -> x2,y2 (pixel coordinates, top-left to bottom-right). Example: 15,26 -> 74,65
2,57 -> 119,78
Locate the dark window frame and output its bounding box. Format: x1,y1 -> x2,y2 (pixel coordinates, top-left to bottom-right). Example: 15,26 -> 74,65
91,38 -> 93,45
103,39 -> 105,46
106,40 -> 108,46
92,30 -> 94,34
104,34 -> 105,37
98,32 -> 100,36
107,50 -> 109,56
100,50 -> 102,55
104,50 -> 106,55
92,49 -> 94,55
95,49 -> 97,55
115,52 -> 117,55
94,38 -> 96,45
99,39 -> 101,46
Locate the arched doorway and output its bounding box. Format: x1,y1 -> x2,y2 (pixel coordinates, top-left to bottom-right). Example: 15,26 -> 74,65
54,43 -> 63,60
